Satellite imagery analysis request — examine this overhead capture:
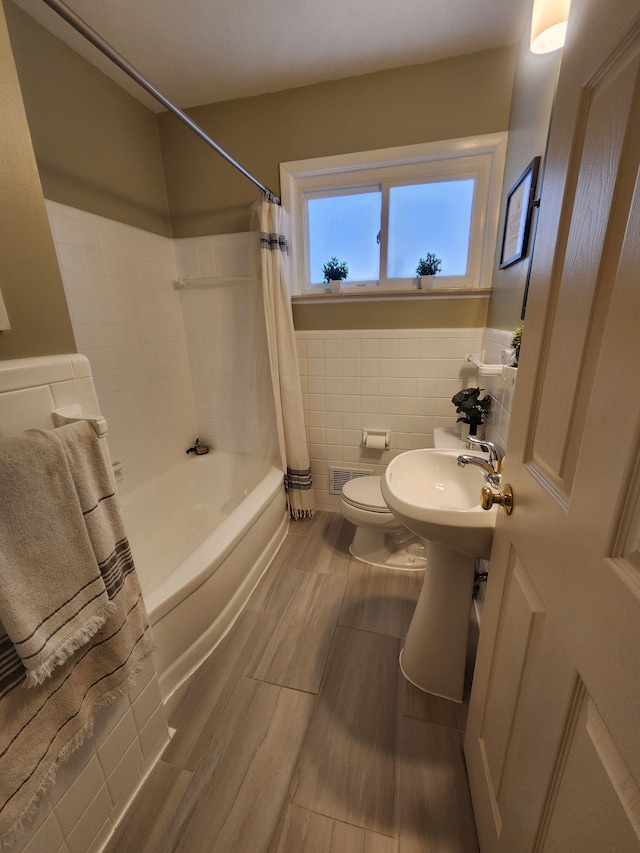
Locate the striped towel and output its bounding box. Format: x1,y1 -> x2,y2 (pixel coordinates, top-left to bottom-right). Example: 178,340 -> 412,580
0,424 -> 118,688
0,422 -> 154,846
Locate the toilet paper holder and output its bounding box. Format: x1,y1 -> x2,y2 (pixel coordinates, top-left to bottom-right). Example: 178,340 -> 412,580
362,429 -> 390,450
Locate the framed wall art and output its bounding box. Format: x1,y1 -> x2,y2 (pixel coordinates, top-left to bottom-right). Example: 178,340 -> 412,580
499,156 -> 541,269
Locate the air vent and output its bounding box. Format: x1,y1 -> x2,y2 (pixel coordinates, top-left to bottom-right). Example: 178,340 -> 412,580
329,466 -> 374,494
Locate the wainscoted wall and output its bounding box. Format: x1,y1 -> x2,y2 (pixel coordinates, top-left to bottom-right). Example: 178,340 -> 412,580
478,327 -> 518,453
295,327 -> 517,511
295,328 -> 483,511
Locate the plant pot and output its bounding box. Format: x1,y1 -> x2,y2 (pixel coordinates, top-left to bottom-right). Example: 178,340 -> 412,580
329,279 -> 342,294
460,422 -> 485,441
418,275 -> 435,290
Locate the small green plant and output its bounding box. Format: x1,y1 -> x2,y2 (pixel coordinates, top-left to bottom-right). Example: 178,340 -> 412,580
452,387 -> 491,434
322,257 -> 349,283
511,324 -> 524,367
415,253 -> 442,277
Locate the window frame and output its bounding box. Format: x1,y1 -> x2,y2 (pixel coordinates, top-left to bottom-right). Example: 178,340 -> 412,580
280,134 -> 508,299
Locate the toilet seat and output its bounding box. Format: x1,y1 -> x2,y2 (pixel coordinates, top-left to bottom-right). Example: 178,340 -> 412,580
341,476 -> 392,514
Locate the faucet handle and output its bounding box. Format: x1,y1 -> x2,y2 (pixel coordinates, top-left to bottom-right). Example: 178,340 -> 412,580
467,436 -> 504,472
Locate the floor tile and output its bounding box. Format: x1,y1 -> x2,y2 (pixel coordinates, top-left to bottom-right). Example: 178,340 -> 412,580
398,718 -> 479,853
101,511 -> 481,853
158,678 -> 315,853
273,805 -> 399,852
103,760 -> 192,853
339,562 -> 422,639
247,536 -> 313,615
293,626 -> 401,836
295,514 -> 354,577
287,510 -> 329,539
246,570 -> 347,693
163,609 -> 271,770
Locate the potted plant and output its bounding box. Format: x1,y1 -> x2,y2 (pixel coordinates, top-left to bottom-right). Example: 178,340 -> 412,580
452,387 -> 491,437
511,323 -> 524,367
415,253 -> 442,289
322,257 -> 349,293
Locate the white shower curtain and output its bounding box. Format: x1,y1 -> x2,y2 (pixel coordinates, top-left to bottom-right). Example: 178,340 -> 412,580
254,198 -> 315,519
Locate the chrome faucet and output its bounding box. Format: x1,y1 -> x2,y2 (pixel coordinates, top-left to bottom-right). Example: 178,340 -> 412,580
467,436 -> 503,471
457,437 -> 504,487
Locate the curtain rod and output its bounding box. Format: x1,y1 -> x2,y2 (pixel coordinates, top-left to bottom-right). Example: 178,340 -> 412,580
39,0 -> 281,204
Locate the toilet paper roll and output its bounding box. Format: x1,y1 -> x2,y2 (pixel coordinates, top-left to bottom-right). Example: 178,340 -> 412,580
365,433 -> 387,450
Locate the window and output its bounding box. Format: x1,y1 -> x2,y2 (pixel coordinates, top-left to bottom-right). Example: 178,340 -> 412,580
280,134 -> 507,298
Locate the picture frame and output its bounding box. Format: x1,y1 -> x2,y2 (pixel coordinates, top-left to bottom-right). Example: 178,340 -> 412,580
499,156 -> 541,269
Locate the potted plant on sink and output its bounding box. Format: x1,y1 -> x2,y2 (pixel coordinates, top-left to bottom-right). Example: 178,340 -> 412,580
415,253 -> 442,289
452,387 -> 491,438
322,257 -> 349,293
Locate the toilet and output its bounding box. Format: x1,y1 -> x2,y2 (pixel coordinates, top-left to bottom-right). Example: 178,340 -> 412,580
340,475 -> 426,570
339,427 -> 468,571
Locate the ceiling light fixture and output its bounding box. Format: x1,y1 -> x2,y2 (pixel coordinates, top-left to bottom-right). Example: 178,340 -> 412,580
530,0 -> 572,54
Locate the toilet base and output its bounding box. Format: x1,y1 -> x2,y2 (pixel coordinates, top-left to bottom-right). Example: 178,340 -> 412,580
349,527 -> 426,571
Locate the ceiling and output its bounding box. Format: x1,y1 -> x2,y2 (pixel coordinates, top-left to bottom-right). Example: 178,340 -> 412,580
12,0 -> 532,112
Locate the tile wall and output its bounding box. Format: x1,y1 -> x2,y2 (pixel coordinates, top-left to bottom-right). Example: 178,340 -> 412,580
0,355 -> 169,853
46,201 -> 198,498
46,203 -> 278,498
295,327 -> 517,511
478,327 -> 518,453
174,235 -> 278,462
295,328 -> 484,510
14,658 -> 168,853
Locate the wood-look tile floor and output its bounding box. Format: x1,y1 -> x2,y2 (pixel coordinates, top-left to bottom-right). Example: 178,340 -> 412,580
106,512 -> 479,852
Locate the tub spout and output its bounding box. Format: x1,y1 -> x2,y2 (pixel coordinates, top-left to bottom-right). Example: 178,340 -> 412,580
186,438 -> 209,455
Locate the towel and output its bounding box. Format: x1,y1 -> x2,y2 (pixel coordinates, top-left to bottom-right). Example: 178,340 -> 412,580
0,421 -> 153,847
0,425 -> 117,688
0,568 -> 153,848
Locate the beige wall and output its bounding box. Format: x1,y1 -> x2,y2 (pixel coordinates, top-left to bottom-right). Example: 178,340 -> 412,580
158,46 -> 517,238
292,296 -> 489,331
157,46 -> 516,332
4,1 -> 171,237
486,34 -> 561,331
0,1 -> 75,360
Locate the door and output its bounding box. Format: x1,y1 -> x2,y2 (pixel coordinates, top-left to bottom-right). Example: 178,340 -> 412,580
464,1 -> 640,850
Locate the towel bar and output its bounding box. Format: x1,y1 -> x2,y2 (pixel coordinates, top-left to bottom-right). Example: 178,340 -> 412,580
52,406 -> 108,437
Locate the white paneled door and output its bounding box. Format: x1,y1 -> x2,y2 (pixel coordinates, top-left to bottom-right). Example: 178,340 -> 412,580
464,1 -> 640,850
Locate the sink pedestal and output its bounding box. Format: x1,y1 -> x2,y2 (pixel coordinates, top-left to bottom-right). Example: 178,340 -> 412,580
399,540 -> 476,703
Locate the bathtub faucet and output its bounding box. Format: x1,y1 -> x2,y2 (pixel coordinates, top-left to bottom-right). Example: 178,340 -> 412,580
186,438 -> 209,456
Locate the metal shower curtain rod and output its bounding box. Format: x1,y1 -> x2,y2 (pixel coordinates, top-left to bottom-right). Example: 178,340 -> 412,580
39,0 -> 280,204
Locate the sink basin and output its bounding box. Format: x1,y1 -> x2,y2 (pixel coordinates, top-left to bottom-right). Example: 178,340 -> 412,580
381,448 -> 497,559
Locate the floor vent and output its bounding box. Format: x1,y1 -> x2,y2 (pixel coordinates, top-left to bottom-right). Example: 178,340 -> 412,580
329,466 -> 374,494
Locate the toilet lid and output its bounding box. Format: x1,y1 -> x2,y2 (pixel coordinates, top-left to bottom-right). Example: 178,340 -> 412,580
341,475 -> 390,513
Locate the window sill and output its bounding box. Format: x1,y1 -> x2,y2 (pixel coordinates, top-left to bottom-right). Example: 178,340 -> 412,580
291,288 -> 492,305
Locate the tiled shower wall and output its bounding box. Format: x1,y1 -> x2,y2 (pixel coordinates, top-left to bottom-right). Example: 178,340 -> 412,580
46,202 -> 276,498
46,201 -> 198,498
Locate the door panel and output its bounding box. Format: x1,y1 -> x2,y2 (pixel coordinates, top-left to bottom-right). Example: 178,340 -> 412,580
465,1 -> 640,849
532,45 -> 640,493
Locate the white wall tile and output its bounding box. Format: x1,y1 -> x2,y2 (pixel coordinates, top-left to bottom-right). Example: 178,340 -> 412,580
296,328 -> 487,510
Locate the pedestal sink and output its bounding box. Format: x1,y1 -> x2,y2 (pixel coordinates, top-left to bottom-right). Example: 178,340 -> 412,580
381,448 -> 497,702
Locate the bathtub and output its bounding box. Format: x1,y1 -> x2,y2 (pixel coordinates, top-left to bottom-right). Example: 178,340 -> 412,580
119,452 -> 288,701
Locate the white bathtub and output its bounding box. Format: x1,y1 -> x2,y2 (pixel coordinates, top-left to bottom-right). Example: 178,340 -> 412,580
119,453 -> 288,700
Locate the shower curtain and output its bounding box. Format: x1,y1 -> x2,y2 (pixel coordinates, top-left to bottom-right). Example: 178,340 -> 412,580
254,198 -> 315,519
